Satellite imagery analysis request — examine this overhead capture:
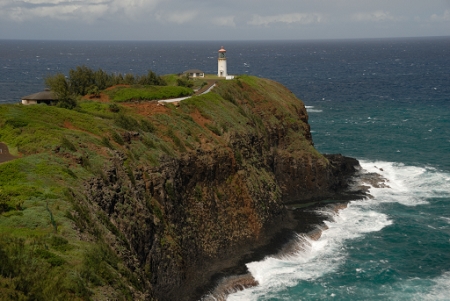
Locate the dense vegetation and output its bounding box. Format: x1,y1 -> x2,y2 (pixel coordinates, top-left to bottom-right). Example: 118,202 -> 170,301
45,66 -> 168,108
0,75 -> 319,300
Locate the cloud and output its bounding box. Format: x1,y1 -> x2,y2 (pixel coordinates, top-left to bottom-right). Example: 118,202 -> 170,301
0,0 -> 449,40
430,10 -> 450,22
351,10 -> 399,22
0,0 -> 162,22
248,13 -> 325,26
155,10 -> 199,24
212,16 -> 235,27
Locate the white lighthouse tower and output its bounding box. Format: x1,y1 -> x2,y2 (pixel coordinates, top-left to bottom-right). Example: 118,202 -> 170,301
217,46 -> 228,77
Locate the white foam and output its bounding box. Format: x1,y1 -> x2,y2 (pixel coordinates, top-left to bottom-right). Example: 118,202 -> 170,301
359,160 -> 450,207
424,272 -> 450,300
227,161 -> 450,300
305,106 -> 323,113
410,272 -> 450,301
441,217 -> 450,224
227,204 -> 392,300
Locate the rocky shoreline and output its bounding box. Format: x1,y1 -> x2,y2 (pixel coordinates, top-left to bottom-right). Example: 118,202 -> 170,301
200,202 -> 349,301
200,164 -> 386,301
193,155 -> 379,301
84,147 -> 373,301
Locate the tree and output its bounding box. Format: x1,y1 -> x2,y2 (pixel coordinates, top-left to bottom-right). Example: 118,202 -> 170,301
45,73 -> 77,109
123,73 -> 135,85
69,65 -> 95,96
138,70 -> 167,86
94,68 -> 112,90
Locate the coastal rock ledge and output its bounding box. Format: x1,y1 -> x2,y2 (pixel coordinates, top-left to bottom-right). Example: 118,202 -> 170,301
0,75 -> 365,301
84,77 -> 365,300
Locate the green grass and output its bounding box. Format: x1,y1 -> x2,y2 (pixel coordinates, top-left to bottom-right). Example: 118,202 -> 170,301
107,85 -> 193,102
0,74 -> 330,300
161,74 -> 179,86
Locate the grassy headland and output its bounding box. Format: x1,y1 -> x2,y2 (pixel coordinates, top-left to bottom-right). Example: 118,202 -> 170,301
0,74 -> 333,300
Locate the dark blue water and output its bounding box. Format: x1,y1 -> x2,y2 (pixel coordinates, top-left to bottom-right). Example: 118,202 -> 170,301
1,37 -> 449,300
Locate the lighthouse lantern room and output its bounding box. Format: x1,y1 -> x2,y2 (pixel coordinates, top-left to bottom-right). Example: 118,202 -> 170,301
217,46 -> 228,77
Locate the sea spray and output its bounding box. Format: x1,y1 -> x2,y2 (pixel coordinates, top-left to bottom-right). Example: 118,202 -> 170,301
227,201 -> 392,300
227,161 -> 450,300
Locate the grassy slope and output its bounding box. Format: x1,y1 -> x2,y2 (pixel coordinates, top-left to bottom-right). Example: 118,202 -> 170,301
0,75 -> 324,300
106,85 -> 194,102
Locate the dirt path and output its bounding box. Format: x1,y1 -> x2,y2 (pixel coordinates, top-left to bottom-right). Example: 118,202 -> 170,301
0,142 -> 16,163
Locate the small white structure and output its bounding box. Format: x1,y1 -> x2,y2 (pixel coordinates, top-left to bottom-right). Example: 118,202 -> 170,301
183,69 -> 205,78
217,46 -> 228,77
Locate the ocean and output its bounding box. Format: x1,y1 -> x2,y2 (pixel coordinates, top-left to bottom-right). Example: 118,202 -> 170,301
1,37 -> 450,300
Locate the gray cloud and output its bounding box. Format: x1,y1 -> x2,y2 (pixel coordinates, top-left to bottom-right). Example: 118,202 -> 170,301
248,13 -> 326,26
0,0 -> 449,40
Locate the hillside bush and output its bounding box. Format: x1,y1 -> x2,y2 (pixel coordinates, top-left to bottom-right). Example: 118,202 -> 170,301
45,66 -> 167,108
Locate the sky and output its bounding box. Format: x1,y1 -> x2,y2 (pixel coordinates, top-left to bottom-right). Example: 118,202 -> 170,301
0,0 -> 449,41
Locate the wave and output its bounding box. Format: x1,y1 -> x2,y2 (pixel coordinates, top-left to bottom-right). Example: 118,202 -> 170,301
372,272 -> 450,301
226,203 -> 392,300
305,106 -> 323,113
359,160 -> 450,207
417,272 -> 450,301
224,160 -> 450,300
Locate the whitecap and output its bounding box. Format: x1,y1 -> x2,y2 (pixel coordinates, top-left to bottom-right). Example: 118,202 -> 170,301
411,272 -> 450,301
305,106 -> 323,113
227,161 -> 450,300
359,161 -> 450,207
228,204 -> 391,300
441,217 -> 450,224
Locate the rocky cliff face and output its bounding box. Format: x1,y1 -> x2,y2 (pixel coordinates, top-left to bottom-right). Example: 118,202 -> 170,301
80,76 -> 362,300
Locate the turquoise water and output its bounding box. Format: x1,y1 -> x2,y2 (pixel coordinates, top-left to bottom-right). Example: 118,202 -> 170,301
1,37 -> 449,300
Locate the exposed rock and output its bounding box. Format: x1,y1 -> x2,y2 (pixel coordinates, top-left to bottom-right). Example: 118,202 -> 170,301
82,77 -> 367,300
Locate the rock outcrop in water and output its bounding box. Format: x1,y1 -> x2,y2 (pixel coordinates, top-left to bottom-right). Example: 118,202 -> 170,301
0,75 -> 363,301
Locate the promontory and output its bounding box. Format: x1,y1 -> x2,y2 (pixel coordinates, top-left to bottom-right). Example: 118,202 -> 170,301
0,75 -> 363,300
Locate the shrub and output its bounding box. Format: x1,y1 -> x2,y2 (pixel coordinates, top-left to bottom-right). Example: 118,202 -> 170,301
167,128 -> 186,152
142,137 -> 155,149
101,137 -> 114,149
177,78 -> 193,88
109,103 -> 120,113
206,123 -> 221,136
111,131 -> 125,145
5,119 -> 29,128
61,137 -> 77,152
114,114 -> 140,131
140,119 -> 156,133
35,249 -> 66,266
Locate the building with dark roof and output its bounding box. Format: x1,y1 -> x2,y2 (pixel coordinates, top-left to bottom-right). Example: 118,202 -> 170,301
21,88 -> 57,105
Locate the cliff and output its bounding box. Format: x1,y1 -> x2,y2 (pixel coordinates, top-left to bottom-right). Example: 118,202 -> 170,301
0,76 -> 362,300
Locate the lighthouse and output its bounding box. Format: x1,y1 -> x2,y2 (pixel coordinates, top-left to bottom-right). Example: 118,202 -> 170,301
217,46 -> 227,77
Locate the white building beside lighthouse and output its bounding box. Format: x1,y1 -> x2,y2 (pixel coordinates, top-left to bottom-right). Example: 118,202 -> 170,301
217,46 -> 228,77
